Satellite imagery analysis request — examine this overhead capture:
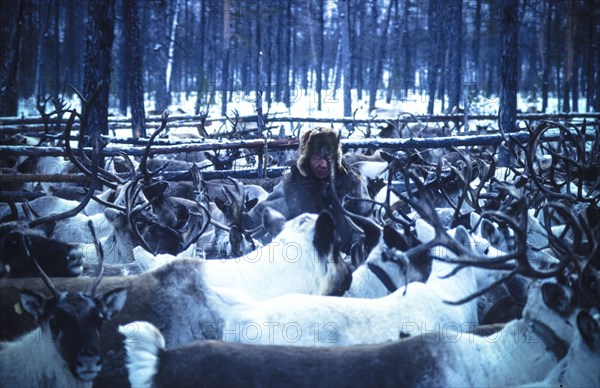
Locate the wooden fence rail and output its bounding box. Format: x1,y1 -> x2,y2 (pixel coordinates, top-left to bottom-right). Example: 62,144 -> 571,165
2,112 -> 599,135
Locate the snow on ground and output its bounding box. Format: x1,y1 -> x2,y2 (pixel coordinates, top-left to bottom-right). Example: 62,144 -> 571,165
15,88 -> 582,120
12,89 -> 589,141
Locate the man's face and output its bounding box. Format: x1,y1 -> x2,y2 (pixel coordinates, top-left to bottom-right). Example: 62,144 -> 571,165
309,153 -> 330,180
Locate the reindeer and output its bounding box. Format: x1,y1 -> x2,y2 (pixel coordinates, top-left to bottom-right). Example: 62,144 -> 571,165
205,219 -> 509,347
0,230 -> 127,387
119,277 -> 582,387
0,222 -> 84,278
140,210 -> 352,300
344,224 -> 430,298
0,258 -> 222,387
522,310 -> 600,388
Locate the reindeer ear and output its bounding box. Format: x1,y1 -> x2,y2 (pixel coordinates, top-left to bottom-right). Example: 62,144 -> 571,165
577,311 -> 599,351
453,225 -> 471,250
479,219 -> 500,246
204,152 -> 215,162
356,219 -> 381,255
38,221 -> 57,238
380,151 -> 392,162
470,212 -> 481,229
100,288 -> 128,321
415,219 -> 435,243
262,207 -> 286,237
350,242 -> 365,267
214,197 -> 227,212
19,290 -> 46,322
383,225 -> 409,251
229,225 -> 244,257
245,198 -> 258,212
541,282 -> 573,317
104,208 -> 127,228
313,211 -> 335,257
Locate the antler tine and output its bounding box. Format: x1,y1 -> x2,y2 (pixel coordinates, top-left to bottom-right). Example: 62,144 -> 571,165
124,175 -> 155,254
87,220 -> 104,296
182,201 -> 213,251
444,267 -> 521,305
28,133 -> 104,228
139,110 -> 169,184
391,171 -> 469,262
63,110 -> 119,189
24,236 -> 60,298
466,152 -> 496,214
396,174 -> 523,271
326,130 -> 377,235
345,196 -> 412,229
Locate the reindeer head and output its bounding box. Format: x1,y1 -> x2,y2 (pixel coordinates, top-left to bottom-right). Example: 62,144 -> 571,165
0,223 -> 83,278
20,287 -> 127,381
19,225 -> 127,382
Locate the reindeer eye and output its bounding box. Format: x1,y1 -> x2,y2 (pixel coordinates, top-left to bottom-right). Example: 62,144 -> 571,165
49,318 -> 60,335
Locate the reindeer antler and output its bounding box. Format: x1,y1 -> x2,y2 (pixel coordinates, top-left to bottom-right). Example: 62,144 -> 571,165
87,220 -> 105,296
24,236 -> 60,298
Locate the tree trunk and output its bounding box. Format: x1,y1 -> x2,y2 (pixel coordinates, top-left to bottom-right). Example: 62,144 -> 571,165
195,0 -> 206,113
316,0 -> 324,111
368,0 -> 395,112
540,0 -> 550,112
427,0 -> 441,114
275,3 -> 283,103
117,0 -> 128,116
221,0 -> 230,116
499,0 -> 519,134
265,3 -> 272,108
0,0 -> 25,116
124,0 -> 146,138
35,1 -> 52,99
53,0 -> 60,100
562,0 -> 576,112
473,0 -> 481,89
446,0 -> 462,111
340,0 -> 352,117
82,0 -> 116,139
284,0 -> 292,108
151,0 -> 170,112
571,50 -> 579,112
385,0 -> 402,104
165,0 -> 180,98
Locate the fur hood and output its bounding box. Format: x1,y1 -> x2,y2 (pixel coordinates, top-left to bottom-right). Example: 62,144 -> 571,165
296,127 -> 345,177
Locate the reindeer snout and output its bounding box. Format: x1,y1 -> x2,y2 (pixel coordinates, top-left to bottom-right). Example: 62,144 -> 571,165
66,246 -> 84,275
75,349 -> 102,381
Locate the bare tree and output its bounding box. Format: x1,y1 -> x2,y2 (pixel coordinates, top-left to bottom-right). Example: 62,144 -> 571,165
446,0 -> 462,111
499,0 -> 519,134
562,0 -> 576,112
427,0 -> 442,114
124,0 -> 146,137
0,0 -> 25,116
82,0 -> 116,138
316,0 -> 325,111
340,0 -> 352,117
368,0 -> 395,112
221,0 -> 231,116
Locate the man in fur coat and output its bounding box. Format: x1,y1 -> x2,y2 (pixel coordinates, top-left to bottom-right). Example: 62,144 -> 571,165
244,127 -> 372,254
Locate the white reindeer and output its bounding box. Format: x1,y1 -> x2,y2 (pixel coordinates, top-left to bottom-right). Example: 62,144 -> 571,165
206,221 -> 507,346
521,310 -> 600,388
119,280 -> 580,387
198,211 -> 350,300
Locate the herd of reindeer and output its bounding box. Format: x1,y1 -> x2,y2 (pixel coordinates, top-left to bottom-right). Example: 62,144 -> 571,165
0,105 -> 599,387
